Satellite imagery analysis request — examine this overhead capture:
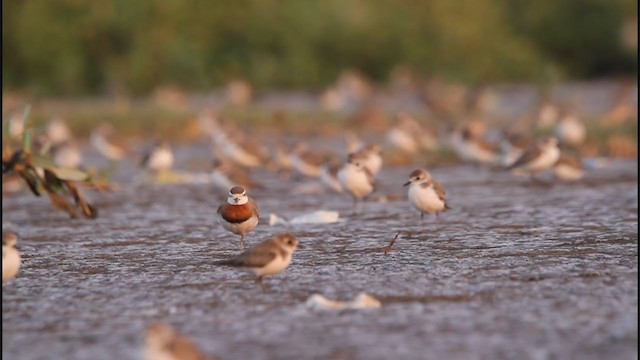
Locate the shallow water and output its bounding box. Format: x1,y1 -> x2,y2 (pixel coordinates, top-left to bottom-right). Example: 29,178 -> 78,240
2,157 -> 638,360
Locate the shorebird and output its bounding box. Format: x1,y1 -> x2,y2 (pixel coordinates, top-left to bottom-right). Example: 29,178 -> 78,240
270,142 -> 295,179
145,323 -> 219,360
7,113 -> 25,141
354,144 -> 383,177
319,158 -> 344,193
3,232 -> 21,283
535,100 -> 560,130
290,143 -> 336,179
554,113 -> 586,147
554,154 -> 585,181
213,232 -> 298,286
505,137 -> 561,180
217,186 -> 259,250
225,79 -> 252,106
140,141 -> 174,174
344,131 -> 365,154
90,123 -> 127,161
210,159 -> 262,191
404,169 -> 450,219
453,125 -> 501,166
386,113 -> 438,154
499,130 -> 534,168
51,141 -> 83,169
45,117 -> 72,146
209,119 -> 267,169
337,152 -> 376,213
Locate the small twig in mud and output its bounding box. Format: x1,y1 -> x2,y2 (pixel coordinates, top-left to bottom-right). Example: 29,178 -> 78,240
383,231 -> 402,255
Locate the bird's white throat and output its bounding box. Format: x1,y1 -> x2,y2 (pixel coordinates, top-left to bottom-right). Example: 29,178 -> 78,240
228,196 -> 248,205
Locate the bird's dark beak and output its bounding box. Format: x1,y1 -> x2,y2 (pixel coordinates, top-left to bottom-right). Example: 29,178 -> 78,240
234,198 -> 239,204
403,181 -> 411,187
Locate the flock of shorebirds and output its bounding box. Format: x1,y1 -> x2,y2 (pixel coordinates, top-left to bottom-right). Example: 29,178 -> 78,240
2,96 -> 598,359
3,98 -> 592,285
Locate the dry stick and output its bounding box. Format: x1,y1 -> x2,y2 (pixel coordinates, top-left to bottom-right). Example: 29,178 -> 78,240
383,231 -> 402,255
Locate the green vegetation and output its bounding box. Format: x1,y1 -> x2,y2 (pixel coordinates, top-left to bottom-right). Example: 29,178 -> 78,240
3,0 -> 637,96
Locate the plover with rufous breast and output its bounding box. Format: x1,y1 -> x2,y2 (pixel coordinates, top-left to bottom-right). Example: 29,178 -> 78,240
217,185 -> 259,250
404,168 -> 450,220
145,323 -> 219,360
337,152 -> 376,214
505,137 -> 561,181
213,232 -> 298,286
3,231 -> 21,283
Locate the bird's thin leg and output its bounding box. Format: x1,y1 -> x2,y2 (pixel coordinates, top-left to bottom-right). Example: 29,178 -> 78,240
255,276 -> 268,292
420,212 -> 424,220
352,197 -> 358,215
240,235 -> 245,251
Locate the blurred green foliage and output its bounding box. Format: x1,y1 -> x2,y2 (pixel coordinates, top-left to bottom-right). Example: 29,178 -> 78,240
2,0 -> 637,96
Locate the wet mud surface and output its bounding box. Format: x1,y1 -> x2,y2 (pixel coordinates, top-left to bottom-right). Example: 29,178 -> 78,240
2,158 -> 638,360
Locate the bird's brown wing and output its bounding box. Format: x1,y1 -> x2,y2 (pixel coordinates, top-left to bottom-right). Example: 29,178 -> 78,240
477,138 -> 499,153
432,180 -> 447,201
557,154 -> 583,168
249,197 -> 259,220
363,167 -> 376,190
506,143 -> 541,170
169,335 -> 218,360
236,248 -> 276,268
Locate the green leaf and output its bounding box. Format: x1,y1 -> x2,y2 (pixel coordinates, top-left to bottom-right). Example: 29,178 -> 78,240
21,105 -> 31,121
48,167 -> 91,181
2,118 -> 9,139
20,105 -> 32,151
31,154 -> 58,168
23,128 -> 31,152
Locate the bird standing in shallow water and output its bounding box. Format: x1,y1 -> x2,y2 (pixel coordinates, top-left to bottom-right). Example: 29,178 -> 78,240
404,168 -> 450,220
214,232 -> 298,287
217,185 -> 259,250
3,232 -> 21,283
